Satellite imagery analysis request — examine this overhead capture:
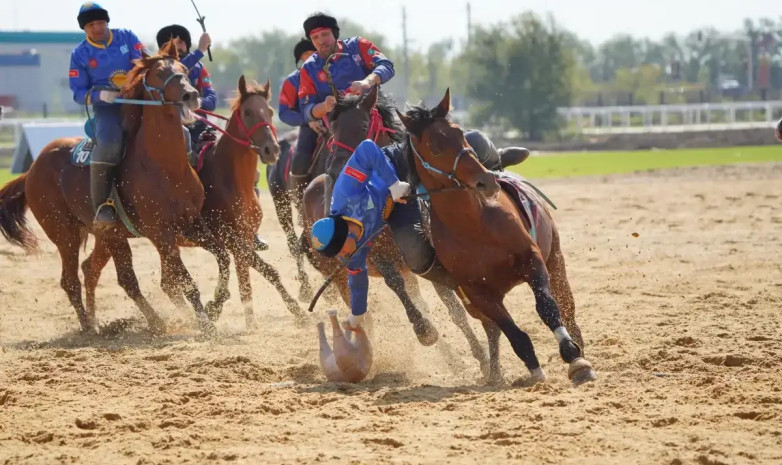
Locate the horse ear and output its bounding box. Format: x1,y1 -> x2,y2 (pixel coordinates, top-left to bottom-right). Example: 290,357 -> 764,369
360,85 -> 378,112
238,75 -> 248,97
433,88 -> 451,118
264,77 -> 271,99
395,109 -> 413,132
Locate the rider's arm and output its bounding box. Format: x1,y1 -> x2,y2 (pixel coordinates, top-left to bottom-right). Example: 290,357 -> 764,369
279,77 -> 308,127
297,66 -> 321,122
68,50 -> 93,104
357,38 -> 395,84
196,66 -> 217,111
126,29 -> 149,60
180,50 -> 204,70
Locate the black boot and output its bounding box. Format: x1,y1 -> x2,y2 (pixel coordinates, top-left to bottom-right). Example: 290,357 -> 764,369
499,147 -> 530,169
90,163 -> 118,229
416,256 -> 457,290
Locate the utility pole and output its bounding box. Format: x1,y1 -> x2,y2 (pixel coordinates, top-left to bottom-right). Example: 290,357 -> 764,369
402,6 -> 410,104
466,3 -> 472,45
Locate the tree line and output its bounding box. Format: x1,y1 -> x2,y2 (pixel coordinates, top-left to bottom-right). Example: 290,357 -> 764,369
199,13 -> 782,140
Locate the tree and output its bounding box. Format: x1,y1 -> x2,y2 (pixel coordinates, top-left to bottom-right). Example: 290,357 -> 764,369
463,12 -> 573,140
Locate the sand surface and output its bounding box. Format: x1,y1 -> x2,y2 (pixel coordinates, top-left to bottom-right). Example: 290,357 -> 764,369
1,163 -> 781,464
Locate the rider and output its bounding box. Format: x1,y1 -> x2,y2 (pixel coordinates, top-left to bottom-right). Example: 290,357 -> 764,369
155,24 -> 214,165
156,24 -> 269,251
297,12 -> 395,186
69,2 -> 149,229
278,38 -> 320,219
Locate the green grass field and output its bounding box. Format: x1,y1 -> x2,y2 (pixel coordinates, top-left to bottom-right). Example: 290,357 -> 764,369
1,145 -> 781,190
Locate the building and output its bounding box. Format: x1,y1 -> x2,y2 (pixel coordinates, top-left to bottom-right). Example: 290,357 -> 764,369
0,31 -> 85,115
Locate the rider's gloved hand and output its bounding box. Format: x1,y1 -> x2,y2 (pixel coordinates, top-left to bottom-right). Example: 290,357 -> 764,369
388,180 -> 411,202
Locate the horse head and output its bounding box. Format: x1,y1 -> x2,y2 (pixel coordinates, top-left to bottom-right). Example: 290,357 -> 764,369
230,75 -> 280,164
327,86 -> 403,172
396,88 -> 499,199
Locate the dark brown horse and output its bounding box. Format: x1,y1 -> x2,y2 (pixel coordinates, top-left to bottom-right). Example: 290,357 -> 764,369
395,88 -> 596,386
0,43 -> 230,335
78,76 -> 305,330
300,87 -> 493,377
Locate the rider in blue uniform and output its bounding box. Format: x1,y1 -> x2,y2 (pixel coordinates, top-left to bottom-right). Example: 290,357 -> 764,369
69,2 -> 148,229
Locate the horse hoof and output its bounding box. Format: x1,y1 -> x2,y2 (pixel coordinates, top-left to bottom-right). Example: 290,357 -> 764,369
568,358 -> 597,387
205,301 -> 223,322
245,315 -> 259,331
512,368 -> 547,388
414,318 -> 439,346
148,319 -> 167,336
199,319 -> 217,338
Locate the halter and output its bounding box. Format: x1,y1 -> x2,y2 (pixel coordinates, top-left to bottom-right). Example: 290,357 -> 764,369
408,134 -> 474,187
142,61 -> 189,104
327,107 -> 396,153
194,108 -> 278,150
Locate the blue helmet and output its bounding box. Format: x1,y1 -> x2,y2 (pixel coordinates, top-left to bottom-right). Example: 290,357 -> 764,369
311,215 -> 349,257
77,2 -> 109,30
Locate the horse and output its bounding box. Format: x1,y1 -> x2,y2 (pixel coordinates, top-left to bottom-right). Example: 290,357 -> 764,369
395,88 -> 597,386
300,86 -> 493,378
77,75 -> 305,330
265,122 -> 331,302
0,42 -> 231,336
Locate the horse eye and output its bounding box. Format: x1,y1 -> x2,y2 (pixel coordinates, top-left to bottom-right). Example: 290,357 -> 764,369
244,109 -> 253,118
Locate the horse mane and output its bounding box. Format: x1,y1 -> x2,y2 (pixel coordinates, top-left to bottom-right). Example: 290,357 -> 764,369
230,81 -> 271,113
120,40 -> 180,135
329,90 -> 405,144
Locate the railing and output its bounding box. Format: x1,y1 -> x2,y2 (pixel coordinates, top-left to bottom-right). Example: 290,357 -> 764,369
558,101 -> 782,134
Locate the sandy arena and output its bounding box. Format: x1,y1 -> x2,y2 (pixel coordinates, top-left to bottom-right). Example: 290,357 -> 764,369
1,162 -> 781,464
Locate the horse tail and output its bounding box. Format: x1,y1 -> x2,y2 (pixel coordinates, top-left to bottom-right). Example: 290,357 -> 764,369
0,173 -> 37,250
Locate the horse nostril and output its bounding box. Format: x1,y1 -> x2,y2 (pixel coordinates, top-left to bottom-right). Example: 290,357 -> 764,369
476,181 -> 486,190
182,93 -> 191,102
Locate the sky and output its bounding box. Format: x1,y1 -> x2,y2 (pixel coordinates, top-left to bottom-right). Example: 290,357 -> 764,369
0,0 -> 777,51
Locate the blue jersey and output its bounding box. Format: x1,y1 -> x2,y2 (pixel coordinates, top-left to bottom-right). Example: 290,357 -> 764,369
278,69 -> 308,127
330,139 -> 401,316
68,28 -> 147,105
181,50 -> 217,111
298,37 -> 394,121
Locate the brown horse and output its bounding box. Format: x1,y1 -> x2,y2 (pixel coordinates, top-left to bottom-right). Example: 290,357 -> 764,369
301,87 -> 493,377
395,88 -> 597,386
0,43 -> 230,335
78,75 -> 305,330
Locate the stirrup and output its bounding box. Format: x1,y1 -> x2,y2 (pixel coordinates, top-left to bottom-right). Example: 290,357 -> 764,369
94,199 -> 117,221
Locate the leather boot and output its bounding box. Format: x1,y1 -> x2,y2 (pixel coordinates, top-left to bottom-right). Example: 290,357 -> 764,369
90,163 -> 118,229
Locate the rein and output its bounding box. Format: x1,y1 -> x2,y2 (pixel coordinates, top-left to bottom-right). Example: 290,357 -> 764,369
404,134 -> 473,200
327,107 -> 396,153
194,108 -> 278,149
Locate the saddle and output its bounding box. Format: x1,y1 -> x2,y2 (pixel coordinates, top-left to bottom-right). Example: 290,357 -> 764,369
495,172 -> 557,244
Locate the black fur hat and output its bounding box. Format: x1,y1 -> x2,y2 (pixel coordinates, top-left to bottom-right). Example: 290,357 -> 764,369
303,13 -> 339,40
156,25 -> 191,51
294,38 -> 316,62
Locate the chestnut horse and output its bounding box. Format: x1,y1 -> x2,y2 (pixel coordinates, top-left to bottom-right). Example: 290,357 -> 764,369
301,87 -> 492,377
0,43 -> 229,335
396,89 -> 596,386
78,75 -> 305,330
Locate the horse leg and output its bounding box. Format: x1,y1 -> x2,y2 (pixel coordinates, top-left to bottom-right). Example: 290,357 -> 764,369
230,241 -> 258,330
271,184 -> 312,301
546,245 -> 585,349
159,262 -> 188,310
526,251 -> 597,386
430,282 -> 491,379
481,319 -> 503,385
371,255 -> 438,346
182,219 -> 231,322
80,235 -> 112,329
247,249 -> 306,323
460,284 -> 546,387
108,237 -> 166,334
53,232 -> 92,333
152,236 -> 214,335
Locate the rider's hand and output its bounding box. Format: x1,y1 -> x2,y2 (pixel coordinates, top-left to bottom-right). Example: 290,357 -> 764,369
198,32 -> 211,53
308,120 -> 327,136
348,79 -> 372,95
388,180 -> 411,203
98,90 -> 120,103
323,95 -> 337,112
